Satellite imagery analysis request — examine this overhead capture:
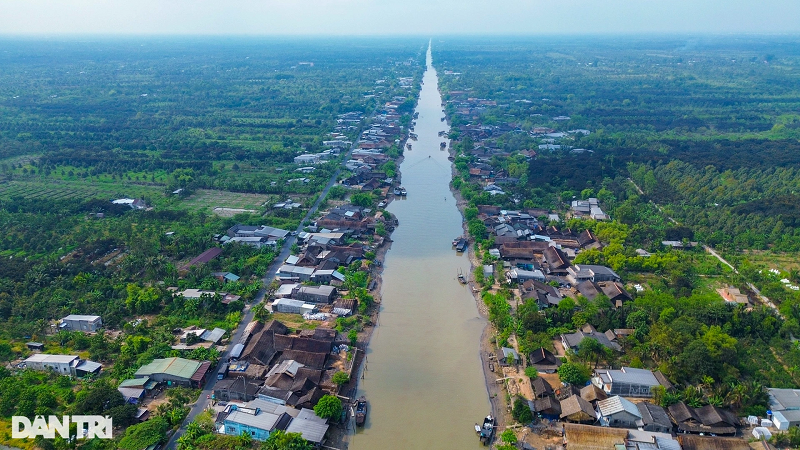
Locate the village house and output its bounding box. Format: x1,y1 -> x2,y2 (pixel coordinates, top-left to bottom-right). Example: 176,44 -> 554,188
277,264 -> 316,282
566,264 -> 621,285
532,377 -> 554,398
213,378 -> 262,402
529,347 -> 562,373
580,384 -> 608,405
543,246 -> 571,275
637,402 -> 673,433
667,402 -> 739,435
294,285 -> 338,304
571,198 -> 608,220
562,324 -> 622,352
593,367 -> 668,398
596,395 -> 642,428
227,224 -> 290,241
23,354 -> 102,377
271,298 -> 317,315
560,394 -> 596,423
768,388 -> 800,429
134,357 -> 211,388
59,314 -> 102,332
533,395 -> 562,420
213,272 -> 241,283
293,154 -> 320,165
112,198 -> 147,209
521,280 -> 564,309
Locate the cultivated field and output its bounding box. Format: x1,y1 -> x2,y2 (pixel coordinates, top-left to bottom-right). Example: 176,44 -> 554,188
179,189 -> 271,214
0,179 -> 162,201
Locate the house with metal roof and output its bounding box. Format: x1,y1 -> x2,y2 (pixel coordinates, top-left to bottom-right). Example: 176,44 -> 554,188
23,353 -> 102,377
60,314 -> 102,332
500,347 -> 519,365
637,401 -> 673,433
220,399 -> 328,443
770,386 -> 800,429
223,407 -> 289,441
593,367 -> 665,398
285,408 -> 329,445
293,285 -> 337,304
566,264 -> 621,285
272,298 -> 318,315
278,264 -> 316,282
134,357 -> 211,388
562,325 -> 622,353
597,396 -> 642,428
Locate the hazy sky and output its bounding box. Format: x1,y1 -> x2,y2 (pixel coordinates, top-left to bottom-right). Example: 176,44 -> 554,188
1,0 -> 799,36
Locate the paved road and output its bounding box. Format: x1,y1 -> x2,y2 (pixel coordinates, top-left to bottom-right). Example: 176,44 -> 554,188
165,123 -> 367,449
627,178 -> 780,316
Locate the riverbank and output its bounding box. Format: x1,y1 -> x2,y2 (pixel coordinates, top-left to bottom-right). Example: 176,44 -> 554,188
450,176 -> 511,437
325,149 -> 406,449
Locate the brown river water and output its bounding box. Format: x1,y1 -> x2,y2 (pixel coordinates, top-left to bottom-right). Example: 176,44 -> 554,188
349,43 -> 491,449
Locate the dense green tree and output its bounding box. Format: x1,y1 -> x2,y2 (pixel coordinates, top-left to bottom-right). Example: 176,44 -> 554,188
313,395 -> 342,421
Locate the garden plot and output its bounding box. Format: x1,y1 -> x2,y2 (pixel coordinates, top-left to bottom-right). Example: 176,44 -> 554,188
181,189 -> 271,214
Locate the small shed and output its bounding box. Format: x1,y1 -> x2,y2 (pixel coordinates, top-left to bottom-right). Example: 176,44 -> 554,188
26,342 -> 44,351
500,347 -> 519,365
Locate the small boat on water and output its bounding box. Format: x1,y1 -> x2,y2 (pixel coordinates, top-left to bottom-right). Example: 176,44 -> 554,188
409,133 -> 418,141
475,415 -> 495,445
440,142 -> 446,150
457,268 -> 467,284
448,156 -> 455,161
393,188 -> 402,196
441,117 -> 446,122
452,236 -> 464,246
355,396 -> 368,427
406,143 -> 412,150
455,238 -> 468,253
399,187 -> 407,196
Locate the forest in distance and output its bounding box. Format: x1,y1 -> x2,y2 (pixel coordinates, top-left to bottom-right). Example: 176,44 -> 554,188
2,34 -> 800,449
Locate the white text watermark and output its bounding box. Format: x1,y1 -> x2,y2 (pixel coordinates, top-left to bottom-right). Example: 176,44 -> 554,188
12,415 -> 113,439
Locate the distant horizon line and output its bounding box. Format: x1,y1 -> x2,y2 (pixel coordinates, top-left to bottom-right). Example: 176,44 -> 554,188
1,32 -> 800,39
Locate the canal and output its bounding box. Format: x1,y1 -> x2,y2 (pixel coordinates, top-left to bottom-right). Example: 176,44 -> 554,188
349,42 -> 491,449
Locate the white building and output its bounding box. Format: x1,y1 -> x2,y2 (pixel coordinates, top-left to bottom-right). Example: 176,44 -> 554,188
23,354 -> 102,377
60,314 -> 103,332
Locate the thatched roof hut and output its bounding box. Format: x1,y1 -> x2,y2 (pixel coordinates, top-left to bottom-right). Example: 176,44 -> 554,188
562,423 -> 627,450
677,435 -> 751,450
560,394 -> 596,423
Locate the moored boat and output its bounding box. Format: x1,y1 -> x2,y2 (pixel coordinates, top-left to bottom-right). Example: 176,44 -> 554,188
475,415 -> 495,445
457,268 -> 467,284
399,187 -> 407,196
355,396 -> 368,426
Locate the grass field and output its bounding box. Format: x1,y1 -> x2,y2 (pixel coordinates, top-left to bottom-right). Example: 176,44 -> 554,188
179,189 -> 272,214
744,250 -> 800,272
